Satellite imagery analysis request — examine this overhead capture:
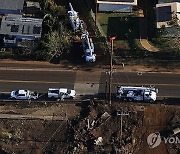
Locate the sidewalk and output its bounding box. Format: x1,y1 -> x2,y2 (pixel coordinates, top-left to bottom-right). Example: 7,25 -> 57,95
0,59 -> 180,73
139,9 -> 159,52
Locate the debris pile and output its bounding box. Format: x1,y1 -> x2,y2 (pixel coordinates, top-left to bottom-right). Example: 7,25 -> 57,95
66,102 -> 144,153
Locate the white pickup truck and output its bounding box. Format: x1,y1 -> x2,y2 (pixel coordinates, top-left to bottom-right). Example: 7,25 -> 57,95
48,88 -> 76,100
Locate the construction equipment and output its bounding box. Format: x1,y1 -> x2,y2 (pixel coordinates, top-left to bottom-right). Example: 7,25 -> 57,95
81,31 -> 96,62
67,3 -> 84,32
116,86 -> 158,102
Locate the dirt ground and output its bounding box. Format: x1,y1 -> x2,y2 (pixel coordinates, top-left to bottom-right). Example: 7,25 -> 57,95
0,100 -> 179,154
0,102 -> 81,154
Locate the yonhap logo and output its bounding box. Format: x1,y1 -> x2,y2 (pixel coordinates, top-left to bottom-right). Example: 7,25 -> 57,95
147,132 -> 161,148
147,132 -> 180,148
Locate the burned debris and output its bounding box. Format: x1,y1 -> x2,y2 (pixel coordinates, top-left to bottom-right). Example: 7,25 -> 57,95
65,101 -> 144,153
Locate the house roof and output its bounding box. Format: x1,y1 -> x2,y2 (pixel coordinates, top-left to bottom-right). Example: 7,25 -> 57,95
156,2 -> 180,28
158,0 -> 180,4
0,14 -> 43,38
97,0 -> 137,5
0,0 -> 24,11
157,5 -> 172,22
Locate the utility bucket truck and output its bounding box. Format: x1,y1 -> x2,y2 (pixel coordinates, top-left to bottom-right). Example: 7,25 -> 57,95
116,86 -> 158,102
81,31 -> 96,62
67,3 -> 84,32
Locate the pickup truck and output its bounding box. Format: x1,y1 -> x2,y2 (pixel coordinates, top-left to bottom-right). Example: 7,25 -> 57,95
48,88 -> 76,100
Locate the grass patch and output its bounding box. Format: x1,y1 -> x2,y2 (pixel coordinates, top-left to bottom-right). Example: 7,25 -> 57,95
97,13 -> 141,50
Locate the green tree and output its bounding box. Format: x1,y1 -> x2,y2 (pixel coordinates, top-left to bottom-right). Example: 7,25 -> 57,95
166,27 -> 180,54
40,0 -> 66,18
168,12 -> 179,26
41,0 -> 66,32
45,23 -> 72,61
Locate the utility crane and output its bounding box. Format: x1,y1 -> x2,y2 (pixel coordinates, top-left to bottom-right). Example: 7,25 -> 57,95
81,31 -> 96,62
116,86 -> 158,102
67,3 -> 84,32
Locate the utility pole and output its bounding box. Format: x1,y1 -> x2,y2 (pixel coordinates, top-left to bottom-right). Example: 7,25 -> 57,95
117,110 -> 129,140
109,36 -> 116,104
95,0 -> 98,25
105,79 -> 108,103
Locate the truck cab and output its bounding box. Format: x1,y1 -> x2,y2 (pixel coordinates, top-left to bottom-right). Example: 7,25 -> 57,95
144,90 -> 157,102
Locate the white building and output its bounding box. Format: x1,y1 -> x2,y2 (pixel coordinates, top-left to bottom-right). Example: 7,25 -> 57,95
156,2 -> 180,28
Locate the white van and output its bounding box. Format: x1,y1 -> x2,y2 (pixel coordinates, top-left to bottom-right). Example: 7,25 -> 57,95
48,88 -> 76,99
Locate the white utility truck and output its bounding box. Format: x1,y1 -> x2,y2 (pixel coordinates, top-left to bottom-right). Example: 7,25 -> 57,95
48,88 -> 76,100
67,3 -> 84,32
81,31 -> 96,62
116,86 -> 158,102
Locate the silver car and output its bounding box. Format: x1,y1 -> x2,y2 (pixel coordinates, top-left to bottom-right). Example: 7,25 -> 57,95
10,89 -> 38,100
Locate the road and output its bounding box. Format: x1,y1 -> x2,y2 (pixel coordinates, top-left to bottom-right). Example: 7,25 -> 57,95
0,68 -> 179,99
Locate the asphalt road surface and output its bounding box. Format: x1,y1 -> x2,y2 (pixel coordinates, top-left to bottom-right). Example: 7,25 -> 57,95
0,69 -> 179,99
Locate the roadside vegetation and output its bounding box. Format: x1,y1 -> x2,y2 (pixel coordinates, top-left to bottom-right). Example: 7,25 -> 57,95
152,25 -> 180,57
27,0 -> 73,62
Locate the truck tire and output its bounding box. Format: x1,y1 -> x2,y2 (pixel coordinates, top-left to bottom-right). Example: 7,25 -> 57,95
70,96 -> 74,99
11,97 -> 16,100
149,99 -> 154,103
128,98 -> 133,102
51,96 -> 56,100
123,98 -> 127,101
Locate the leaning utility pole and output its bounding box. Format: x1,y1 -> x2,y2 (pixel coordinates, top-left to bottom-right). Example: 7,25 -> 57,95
109,36 -> 116,104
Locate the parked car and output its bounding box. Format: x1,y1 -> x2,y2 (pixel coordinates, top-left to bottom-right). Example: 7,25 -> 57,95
10,89 -> 38,100
48,88 -> 76,100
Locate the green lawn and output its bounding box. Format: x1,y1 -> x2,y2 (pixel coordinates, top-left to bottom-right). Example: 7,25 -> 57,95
97,13 -> 143,50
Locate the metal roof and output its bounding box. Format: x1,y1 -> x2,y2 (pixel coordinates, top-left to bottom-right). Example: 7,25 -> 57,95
0,0 -> 24,11
0,14 -> 43,38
